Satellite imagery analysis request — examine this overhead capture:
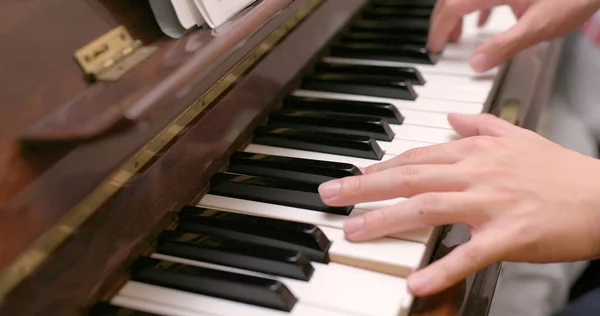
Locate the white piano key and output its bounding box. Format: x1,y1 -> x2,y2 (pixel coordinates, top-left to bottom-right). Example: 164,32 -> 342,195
150,253 -> 414,316
400,109 -> 454,129
478,5 -> 518,32
244,144 -> 395,168
377,138 -> 434,155
197,194 -> 434,244
412,73 -> 494,103
320,226 -> 425,277
292,90 -> 484,115
112,295 -> 212,316
357,197 -> 406,210
116,281 -> 352,316
390,124 -> 461,144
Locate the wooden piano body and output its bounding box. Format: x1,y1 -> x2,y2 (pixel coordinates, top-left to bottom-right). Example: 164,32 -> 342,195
0,0 -> 563,315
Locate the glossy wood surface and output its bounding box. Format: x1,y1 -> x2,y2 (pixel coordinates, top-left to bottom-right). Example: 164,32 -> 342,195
0,0 -> 362,314
0,0 -> 506,315
0,0 -> 295,269
0,0 -> 159,206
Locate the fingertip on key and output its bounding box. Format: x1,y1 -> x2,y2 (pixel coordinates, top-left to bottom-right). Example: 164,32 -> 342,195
318,180 -> 341,199
407,272 -> 431,295
343,216 -> 364,235
426,40 -> 444,54
470,52 -> 489,72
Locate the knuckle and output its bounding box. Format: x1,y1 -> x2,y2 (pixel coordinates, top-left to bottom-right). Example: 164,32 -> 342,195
399,164 -> 421,178
396,165 -> 422,189
460,243 -> 486,265
415,192 -> 443,211
411,193 -> 444,220
394,165 -> 421,195
467,136 -> 497,152
400,146 -> 427,164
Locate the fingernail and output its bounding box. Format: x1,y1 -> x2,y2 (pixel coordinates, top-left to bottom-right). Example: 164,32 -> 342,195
344,216 -> 364,234
319,181 -> 341,199
471,52 -> 488,72
408,273 -> 430,293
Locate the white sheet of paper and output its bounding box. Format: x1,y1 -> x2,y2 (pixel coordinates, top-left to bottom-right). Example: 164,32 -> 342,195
171,0 -> 199,29
185,0 -> 208,27
192,0 -> 257,28
149,0 -> 188,38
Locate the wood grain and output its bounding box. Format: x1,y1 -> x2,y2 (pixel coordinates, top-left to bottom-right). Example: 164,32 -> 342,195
0,0 -> 294,269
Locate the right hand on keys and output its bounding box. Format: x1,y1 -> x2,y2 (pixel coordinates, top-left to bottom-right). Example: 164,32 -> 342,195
318,114 -> 600,297
427,0 -> 600,72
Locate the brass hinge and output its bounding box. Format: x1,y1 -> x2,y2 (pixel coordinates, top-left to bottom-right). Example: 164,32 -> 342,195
74,26 -> 157,81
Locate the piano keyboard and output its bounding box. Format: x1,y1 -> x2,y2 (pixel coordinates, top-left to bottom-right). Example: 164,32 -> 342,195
90,2 -> 517,316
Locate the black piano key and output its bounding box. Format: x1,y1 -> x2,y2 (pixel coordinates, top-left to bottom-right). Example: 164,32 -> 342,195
228,151 -> 361,183
283,96 -> 405,124
88,303 -> 161,316
351,19 -> 430,35
313,62 -> 425,85
177,206 -> 332,263
131,257 -> 297,312
329,42 -> 437,65
341,32 -> 427,47
302,73 -> 417,100
268,109 -> 395,141
253,126 -> 385,160
157,230 -> 314,281
208,172 -> 353,215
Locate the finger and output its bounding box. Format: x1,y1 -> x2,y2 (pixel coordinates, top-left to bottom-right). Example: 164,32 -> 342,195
469,3 -> 548,72
429,0 -> 446,30
407,230 -> 509,296
478,9 -> 491,27
448,113 -> 534,137
428,0 -> 494,52
363,143 -> 465,174
427,0 -> 445,52
343,192 -> 487,241
319,164 -> 468,206
449,17 -> 463,42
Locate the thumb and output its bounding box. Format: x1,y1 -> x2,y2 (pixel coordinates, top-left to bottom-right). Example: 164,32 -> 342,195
407,231 -> 508,296
448,113 -> 529,137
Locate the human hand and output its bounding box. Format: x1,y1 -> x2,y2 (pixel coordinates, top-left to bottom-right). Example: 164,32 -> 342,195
428,0 -> 600,72
318,113 -> 600,296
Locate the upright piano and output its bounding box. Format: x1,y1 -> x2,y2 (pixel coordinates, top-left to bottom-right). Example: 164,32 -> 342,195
0,0 -> 563,315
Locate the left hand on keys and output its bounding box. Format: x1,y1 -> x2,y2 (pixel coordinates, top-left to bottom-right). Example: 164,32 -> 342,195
318,113 -> 600,296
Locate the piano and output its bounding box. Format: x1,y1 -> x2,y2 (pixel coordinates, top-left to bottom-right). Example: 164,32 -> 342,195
0,0 -> 563,315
